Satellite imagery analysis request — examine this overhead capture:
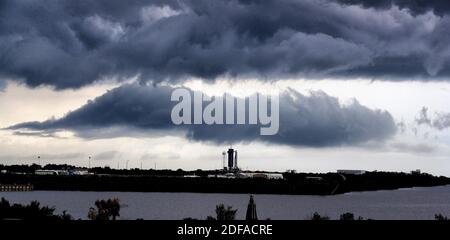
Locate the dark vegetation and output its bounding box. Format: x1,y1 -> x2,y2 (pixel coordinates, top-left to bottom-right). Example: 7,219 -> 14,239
206,204 -> 238,220
1,164 -> 449,195
435,214 -> 448,220
0,198 -> 72,220
88,198 -> 121,220
308,212 -> 330,220
306,212 -> 366,220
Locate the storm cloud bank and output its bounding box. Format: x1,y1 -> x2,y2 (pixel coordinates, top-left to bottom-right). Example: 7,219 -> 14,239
337,0 -> 450,16
1,0 -> 450,89
7,84 -> 397,147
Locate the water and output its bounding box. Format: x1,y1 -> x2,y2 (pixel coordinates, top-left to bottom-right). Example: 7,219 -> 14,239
1,185 -> 450,220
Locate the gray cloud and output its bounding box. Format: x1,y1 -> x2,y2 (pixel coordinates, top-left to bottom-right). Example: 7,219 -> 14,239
0,153 -> 83,163
390,142 -> 435,154
35,153 -> 83,160
93,151 -> 120,161
0,79 -> 5,91
336,0 -> 450,16
6,84 -> 397,147
140,152 -> 180,161
415,107 -> 450,131
1,0 -> 450,89
397,120 -> 406,134
12,130 -> 66,139
415,107 -> 432,126
432,113 -> 450,130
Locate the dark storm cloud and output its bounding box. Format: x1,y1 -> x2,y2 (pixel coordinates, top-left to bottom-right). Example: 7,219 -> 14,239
8,84 -> 175,130
6,84 -> 397,147
1,0 -> 450,89
335,0 -> 450,16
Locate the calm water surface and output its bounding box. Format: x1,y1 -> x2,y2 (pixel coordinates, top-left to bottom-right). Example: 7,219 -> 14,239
2,185 -> 450,220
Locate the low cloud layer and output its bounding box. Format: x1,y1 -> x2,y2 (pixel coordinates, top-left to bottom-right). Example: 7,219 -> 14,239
1,0 -> 450,89
6,84 -> 397,147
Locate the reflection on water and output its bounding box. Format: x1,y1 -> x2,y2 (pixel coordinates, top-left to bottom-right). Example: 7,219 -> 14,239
1,185 -> 450,220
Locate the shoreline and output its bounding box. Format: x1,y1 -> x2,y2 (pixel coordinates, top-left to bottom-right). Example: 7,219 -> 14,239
1,170 -> 449,196
3,183 -> 450,196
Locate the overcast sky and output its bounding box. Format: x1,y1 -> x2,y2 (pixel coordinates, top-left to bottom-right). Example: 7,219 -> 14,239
1,0 -> 450,176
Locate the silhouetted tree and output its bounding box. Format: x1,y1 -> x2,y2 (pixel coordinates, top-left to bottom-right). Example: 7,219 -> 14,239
340,212 -> 355,220
88,207 -> 98,220
308,212 -> 330,220
206,204 -> 237,220
88,198 -> 121,220
60,211 -> 73,221
435,214 -> 448,220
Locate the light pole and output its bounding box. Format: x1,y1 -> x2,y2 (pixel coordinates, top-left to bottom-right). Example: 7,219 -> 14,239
88,156 -> 91,169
